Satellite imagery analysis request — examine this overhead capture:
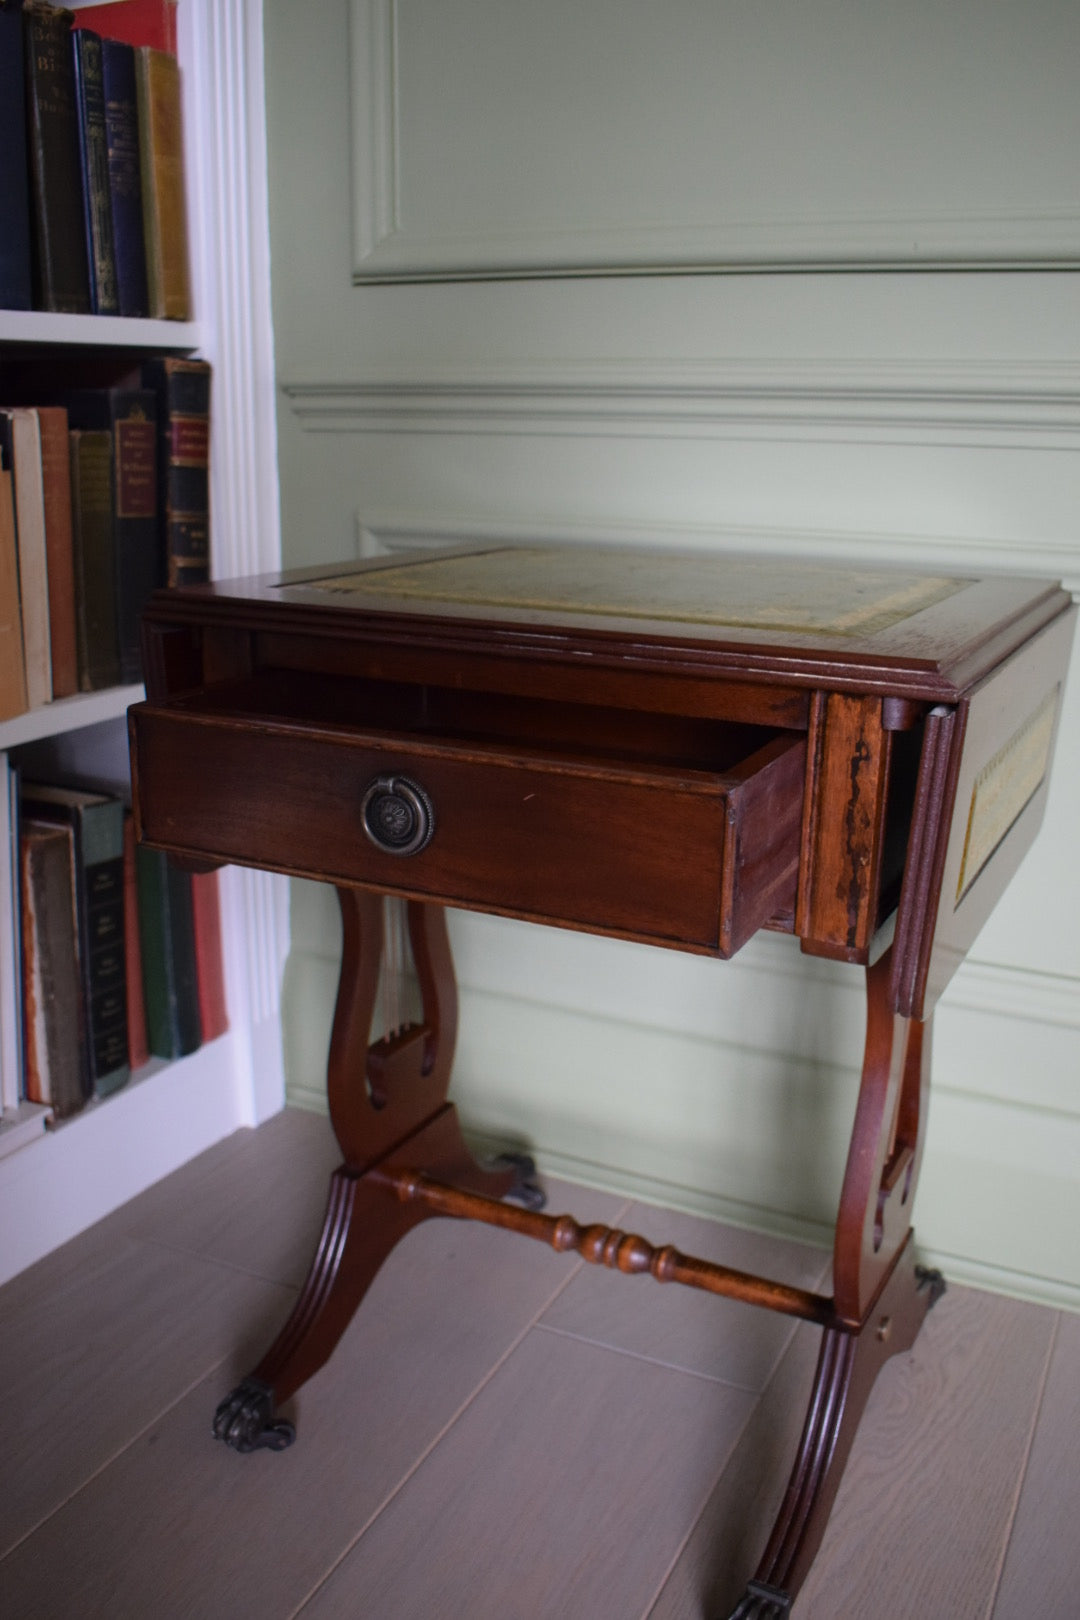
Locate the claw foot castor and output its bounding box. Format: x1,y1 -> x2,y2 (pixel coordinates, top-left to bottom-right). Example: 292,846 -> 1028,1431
212,1377 -> 295,1453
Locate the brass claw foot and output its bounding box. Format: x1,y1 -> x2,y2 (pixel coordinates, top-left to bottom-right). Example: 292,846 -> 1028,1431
490,1150 -> 547,1210
212,1377 -> 295,1453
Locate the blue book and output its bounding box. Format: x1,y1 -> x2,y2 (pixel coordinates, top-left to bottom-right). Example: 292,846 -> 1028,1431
0,1 -> 33,310
72,27 -> 120,314
100,38 -> 149,318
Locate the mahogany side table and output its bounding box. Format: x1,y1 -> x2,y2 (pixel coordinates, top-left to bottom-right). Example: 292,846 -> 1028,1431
129,544 -> 1074,1618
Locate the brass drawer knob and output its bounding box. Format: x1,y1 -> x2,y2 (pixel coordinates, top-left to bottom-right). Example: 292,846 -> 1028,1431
360,775 -> 436,856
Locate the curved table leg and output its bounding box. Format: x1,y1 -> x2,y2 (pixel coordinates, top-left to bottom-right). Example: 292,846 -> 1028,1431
724,946 -> 946,1616
723,1243 -> 944,1617
214,890 -> 528,1451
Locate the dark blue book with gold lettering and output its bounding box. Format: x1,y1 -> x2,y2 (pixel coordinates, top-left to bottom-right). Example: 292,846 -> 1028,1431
0,0 -> 33,310
72,26 -> 119,314
100,36 -> 148,317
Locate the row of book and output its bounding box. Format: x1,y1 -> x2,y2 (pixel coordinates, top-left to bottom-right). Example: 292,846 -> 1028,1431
1,766 -> 227,1123
0,0 -> 190,319
0,356 -> 211,721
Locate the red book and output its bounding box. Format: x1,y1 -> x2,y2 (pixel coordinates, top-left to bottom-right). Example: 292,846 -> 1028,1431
123,813 -> 149,1069
191,868 -> 228,1042
73,1 -> 177,56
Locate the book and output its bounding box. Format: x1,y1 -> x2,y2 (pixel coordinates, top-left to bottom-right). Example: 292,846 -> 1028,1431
63,388 -> 157,681
73,0 -> 177,55
0,464 -> 28,721
20,818 -> 84,1118
135,843 -> 199,1059
36,406 -> 79,699
135,45 -> 190,320
0,407 -> 53,709
191,868 -> 227,1042
22,781 -> 129,1100
100,37 -> 148,317
0,760 -> 24,1113
23,1 -> 92,314
122,811 -> 148,1068
68,427 -> 121,689
141,357 -> 210,585
0,0 -> 34,310
71,25 -> 120,315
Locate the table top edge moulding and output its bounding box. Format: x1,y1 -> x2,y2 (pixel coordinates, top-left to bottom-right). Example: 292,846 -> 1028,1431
147,544 -> 1071,704
127,539 -> 1075,1618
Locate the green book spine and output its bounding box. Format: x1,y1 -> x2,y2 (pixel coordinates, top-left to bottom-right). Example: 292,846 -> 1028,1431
135,844 -> 200,1060
23,1 -> 92,313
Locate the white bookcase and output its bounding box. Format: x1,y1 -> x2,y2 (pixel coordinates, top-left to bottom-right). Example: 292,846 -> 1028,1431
0,1 -> 288,1285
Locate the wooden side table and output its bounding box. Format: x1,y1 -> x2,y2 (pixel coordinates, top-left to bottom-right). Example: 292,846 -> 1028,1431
129,544 -> 1074,1618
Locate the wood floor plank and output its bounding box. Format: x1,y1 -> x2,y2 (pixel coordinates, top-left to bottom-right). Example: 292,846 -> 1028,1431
794,1284 -> 1055,1620
992,1309 -> 1080,1620
0,1188 -> 624,1620
98,1106 -> 342,1286
540,1199 -> 829,1390
5,1104 -> 1073,1620
0,1238 -> 294,1559
296,1326 -> 757,1620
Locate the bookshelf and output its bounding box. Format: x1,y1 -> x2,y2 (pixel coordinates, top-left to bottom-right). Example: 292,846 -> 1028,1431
0,311 -> 203,350
0,0 -> 287,1285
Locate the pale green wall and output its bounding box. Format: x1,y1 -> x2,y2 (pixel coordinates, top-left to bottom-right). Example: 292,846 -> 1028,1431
262,0 -> 1080,1307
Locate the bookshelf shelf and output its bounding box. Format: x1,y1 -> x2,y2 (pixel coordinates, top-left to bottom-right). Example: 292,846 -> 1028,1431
0,311 -> 202,351
0,684 -> 143,753
0,1098 -> 48,1162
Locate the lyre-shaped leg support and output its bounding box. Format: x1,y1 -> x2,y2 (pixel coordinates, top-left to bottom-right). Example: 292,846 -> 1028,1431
724,948 -> 945,1618
213,889 -> 531,1452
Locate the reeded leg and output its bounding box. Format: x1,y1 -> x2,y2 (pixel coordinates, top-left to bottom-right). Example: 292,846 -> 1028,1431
723,947 -> 944,1616
213,889 -> 528,1451
723,1243 -> 944,1618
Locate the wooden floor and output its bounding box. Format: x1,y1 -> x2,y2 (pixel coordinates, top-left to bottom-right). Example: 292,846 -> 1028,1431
2,1107 -> 1077,1620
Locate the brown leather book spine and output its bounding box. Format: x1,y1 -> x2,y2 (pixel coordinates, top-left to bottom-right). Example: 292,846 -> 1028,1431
135,45 -> 191,320
68,428 -> 120,690
20,819 -> 85,1119
36,406 -> 79,699
0,470 -> 28,721
191,868 -> 228,1043
1,408 -> 52,710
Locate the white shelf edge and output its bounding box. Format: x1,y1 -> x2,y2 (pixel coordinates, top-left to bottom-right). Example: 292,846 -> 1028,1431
0,684 -> 144,753
0,311 -> 204,351
0,1100 -> 49,1161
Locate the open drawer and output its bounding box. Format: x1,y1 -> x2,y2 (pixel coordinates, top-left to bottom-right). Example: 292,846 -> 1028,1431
129,672 -> 806,956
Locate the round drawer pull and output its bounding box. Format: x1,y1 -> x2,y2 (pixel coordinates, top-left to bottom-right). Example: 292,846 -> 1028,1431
360,775 -> 436,857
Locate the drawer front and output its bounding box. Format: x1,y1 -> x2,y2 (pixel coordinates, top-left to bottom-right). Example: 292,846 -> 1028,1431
131,707 -> 734,950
